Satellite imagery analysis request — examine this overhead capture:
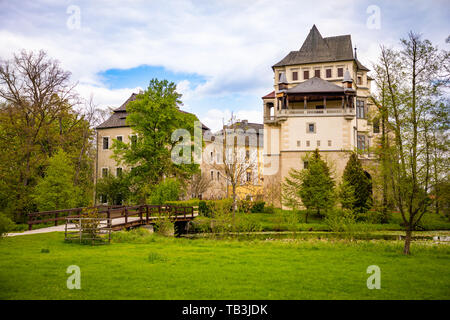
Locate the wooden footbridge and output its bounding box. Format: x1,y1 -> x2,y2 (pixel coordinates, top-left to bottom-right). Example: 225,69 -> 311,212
27,204 -> 198,232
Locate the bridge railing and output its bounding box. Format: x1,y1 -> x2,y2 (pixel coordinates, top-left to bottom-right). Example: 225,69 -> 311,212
27,204 -> 196,230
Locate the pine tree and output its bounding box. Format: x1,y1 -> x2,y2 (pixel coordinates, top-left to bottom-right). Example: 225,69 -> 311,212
283,149 -> 335,222
342,153 -> 372,214
33,149 -> 78,211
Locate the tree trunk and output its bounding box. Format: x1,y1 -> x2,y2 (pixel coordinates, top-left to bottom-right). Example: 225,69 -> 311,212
305,210 -> 309,224
232,184 -> 236,224
403,228 -> 412,255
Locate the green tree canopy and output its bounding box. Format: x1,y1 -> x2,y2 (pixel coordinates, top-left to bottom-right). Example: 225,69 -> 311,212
112,79 -> 200,203
32,149 -> 78,211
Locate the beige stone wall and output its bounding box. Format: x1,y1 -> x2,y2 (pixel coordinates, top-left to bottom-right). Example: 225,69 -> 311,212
96,127 -> 135,182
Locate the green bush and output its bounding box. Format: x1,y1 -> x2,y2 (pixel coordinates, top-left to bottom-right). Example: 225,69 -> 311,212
237,199 -> 252,213
198,201 -> 208,216
234,214 -> 262,233
149,179 -> 182,205
251,200 -> 265,213
0,213 -> 14,237
207,199 -> 233,217
165,199 -> 200,207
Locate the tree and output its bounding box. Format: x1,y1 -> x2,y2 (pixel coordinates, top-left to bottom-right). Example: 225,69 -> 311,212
282,150 -> 335,222
212,114 -> 257,221
149,178 -> 183,205
112,79 -> 200,203
33,149 -> 78,211
342,153 -> 373,214
188,173 -> 212,199
373,31 -> 449,254
0,50 -> 94,220
95,171 -> 131,205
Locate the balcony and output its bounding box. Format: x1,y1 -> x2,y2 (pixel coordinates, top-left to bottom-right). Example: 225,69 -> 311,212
264,108 -> 355,123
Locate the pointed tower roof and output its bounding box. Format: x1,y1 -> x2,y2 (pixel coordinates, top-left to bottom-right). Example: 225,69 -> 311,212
273,25 -> 354,67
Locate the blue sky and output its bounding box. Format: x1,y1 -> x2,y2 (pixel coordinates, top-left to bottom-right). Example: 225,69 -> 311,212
0,0 -> 449,131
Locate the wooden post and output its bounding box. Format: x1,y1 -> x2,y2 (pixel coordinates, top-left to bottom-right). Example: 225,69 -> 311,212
124,208 -> 128,225
55,212 -> 58,226
107,208 -> 111,229
323,96 -> 326,109
146,205 -> 149,224
28,217 -> 32,231
304,96 -> 307,109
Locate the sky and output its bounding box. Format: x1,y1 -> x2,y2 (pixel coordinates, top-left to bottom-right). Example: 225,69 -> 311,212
0,0 -> 449,131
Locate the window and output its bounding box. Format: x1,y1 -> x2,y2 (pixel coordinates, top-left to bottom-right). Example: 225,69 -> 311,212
317,140 -> 321,147
303,70 -> 309,80
306,140 -> 310,147
338,68 -> 344,77
210,151 -> 214,161
246,172 -> 252,182
292,71 -> 298,81
328,140 -> 332,147
217,172 -> 220,181
357,76 -> 362,85
314,69 -> 320,78
304,161 -> 309,169
246,150 -> 250,160
210,171 -> 214,180
307,123 -> 316,133
100,194 -> 107,204
297,140 -> 301,147
373,118 -> 380,133
102,137 -> 109,150
130,135 -> 137,146
116,136 -> 123,142
356,100 -> 366,119
102,168 -> 108,178
116,167 -> 122,177
357,135 -> 366,152
326,69 -> 332,78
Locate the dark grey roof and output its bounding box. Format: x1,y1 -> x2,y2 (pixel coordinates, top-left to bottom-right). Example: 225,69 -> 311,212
97,93 -> 210,130
286,77 -> 346,94
273,25 -> 354,67
114,93 -> 137,111
355,59 -> 370,71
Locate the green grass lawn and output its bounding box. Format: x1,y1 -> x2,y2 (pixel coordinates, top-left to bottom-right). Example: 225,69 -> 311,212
1,231 -> 449,300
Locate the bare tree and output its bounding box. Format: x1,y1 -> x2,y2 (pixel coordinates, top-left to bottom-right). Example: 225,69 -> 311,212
188,172 -> 212,199
212,114 -> 256,220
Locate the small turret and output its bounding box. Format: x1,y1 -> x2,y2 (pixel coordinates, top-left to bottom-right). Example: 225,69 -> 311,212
342,70 -> 353,89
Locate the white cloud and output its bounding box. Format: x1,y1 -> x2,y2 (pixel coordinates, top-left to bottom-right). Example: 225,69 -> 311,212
0,0 -> 449,118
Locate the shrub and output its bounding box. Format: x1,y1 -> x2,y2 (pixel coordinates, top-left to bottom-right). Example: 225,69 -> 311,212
165,199 -> 200,207
198,201 -> 208,216
237,199 -> 252,213
154,217 -> 174,236
0,213 -> 14,238
251,201 -> 265,213
234,215 -> 262,233
149,179 -> 182,205
324,208 -> 357,233
360,210 -> 388,224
